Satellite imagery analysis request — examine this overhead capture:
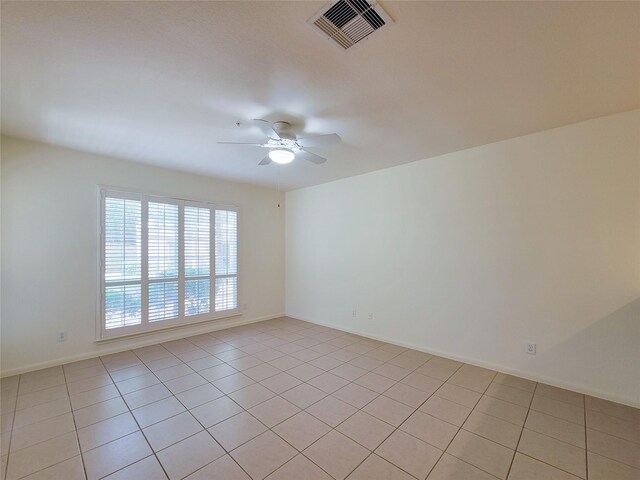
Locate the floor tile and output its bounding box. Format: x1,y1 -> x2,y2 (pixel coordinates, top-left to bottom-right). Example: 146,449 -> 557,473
536,384 -> 584,407
420,395 -> 472,427
104,455 -> 167,479
157,430 -> 224,480
281,383 -> 327,409
508,452 -> 581,480
13,397 -> 71,429
428,452 -> 498,480
70,384 -> 120,410
78,411 -> 139,451
331,364 -> 368,382
447,365 -> 496,393
269,355 -> 304,371
400,372 -> 443,395
347,453 -> 414,479
517,429 -> 586,478
260,372 -> 302,394
186,355 -> 223,372
587,452 -> 640,480
447,429 -> 514,479
248,396 -> 300,428
333,383 -> 379,409
231,431 -> 297,480
493,373 -> 536,393
363,395 -> 414,427
199,363 -> 238,382
6,431 -> 80,480
530,395 -> 584,425
485,382 -> 534,408
267,454 -> 333,480
475,395 -> 528,426
587,428 -> 640,468
143,411 -> 203,452
73,397 -> 128,429
228,383 -> 275,409
376,429 -> 442,479
354,372 -> 396,393
83,431 -> 152,480
585,396 -> 640,423
131,396 -> 186,428
175,383 -> 224,409
243,363 -> 280,382
15,384 -> 69,411
384,382 -> 432,408
190,395 -> 244,427
463,410 -> 523,449
184,454 -> 249,480
373,363 -> 411,381
209,411 -> 267,451
435,383 -> 482,408
10,412 -> 76,452
586,409 -> 639,443
525,410 -> 585,448
109,364 -> 151,384
213,372 -> 256,394
416,357 -> 462,382
307,395 -> 358,427
308,372 -> 350,394
338,411 -> 395,451
273,411 -> 331,451
304,430 -> 369,480
163,372 -> 207,395
123,384 -> 172,410
20,455 -> 86,480
400,410 -> 459,450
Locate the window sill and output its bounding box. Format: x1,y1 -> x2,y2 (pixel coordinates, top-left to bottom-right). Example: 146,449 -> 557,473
96,312 -> 241,343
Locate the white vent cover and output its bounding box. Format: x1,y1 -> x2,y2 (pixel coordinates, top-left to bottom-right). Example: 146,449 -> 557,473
307,0 -> 393,50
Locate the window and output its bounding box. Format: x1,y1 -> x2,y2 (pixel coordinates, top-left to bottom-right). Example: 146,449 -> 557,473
100,188 -> 238,339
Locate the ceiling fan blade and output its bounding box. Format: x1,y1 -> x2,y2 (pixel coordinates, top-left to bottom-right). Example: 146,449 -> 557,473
298,149 -> 327,164
251,118 -> 280,139
217,142 -> 267,146
297,133 -> 341,148
258,155 -> 272,166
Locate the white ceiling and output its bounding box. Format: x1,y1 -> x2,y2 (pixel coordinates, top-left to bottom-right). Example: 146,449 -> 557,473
2,1 -> 639,191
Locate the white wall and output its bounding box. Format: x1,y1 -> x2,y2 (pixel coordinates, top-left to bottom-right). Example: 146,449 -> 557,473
286,110 -> 640,407
1,136 -> 285,375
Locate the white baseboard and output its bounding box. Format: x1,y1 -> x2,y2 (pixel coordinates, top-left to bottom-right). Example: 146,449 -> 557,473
0,314 -> 284,378
291,314 -> 640,409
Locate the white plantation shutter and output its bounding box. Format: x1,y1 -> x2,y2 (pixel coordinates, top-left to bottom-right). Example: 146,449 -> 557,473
100,190 -> 239,338
148,202 -> 179,322
215,209 -> 238,311
104,197 -> 142,329
184,206 -> 211,316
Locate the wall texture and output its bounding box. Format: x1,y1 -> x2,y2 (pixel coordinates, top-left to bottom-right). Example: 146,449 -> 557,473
1,136 -> 285,375
286,110 -> 640,406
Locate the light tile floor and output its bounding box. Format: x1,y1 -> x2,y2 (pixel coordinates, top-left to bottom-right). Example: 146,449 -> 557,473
1,317 -> 639,480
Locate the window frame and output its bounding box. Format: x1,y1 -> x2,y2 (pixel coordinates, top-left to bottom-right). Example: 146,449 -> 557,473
97,186 -> 240,341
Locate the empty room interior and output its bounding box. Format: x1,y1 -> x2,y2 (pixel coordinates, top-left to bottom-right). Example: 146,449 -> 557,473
1,1 -> 639,479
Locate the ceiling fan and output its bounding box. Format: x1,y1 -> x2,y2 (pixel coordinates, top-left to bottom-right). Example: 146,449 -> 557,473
218,119 -> 341,166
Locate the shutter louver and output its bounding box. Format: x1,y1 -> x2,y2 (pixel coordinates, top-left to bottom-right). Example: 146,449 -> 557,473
185,206 -> 211,316
215,209 -> 238,311
104,197 -> 142,329
148,202 -> 179,322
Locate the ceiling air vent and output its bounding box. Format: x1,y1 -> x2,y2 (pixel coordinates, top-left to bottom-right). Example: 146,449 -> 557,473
307,0 -> 393,51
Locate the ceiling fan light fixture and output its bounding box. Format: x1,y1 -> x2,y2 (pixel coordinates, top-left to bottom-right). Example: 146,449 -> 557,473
269,148 -> 295,164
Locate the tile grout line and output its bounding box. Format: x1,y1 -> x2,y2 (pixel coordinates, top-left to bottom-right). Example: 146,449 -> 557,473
2,375 -> 20,480
505,381 -> 538,479
61,364 -> 89,480
98,354 -> 173,480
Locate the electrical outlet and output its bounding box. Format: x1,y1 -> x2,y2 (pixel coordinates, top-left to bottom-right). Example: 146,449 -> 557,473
352,309 -> 357,317
57,331 -> 68,342
525,342 -> 536,355
368,313 -> 373,321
